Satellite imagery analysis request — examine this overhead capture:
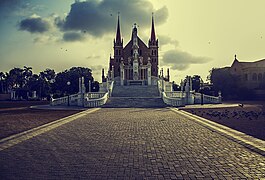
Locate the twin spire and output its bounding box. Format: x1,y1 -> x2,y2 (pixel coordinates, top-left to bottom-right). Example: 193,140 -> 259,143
115,14 -> 122,45
114,13 -> 157,45
150,13 -> 156,42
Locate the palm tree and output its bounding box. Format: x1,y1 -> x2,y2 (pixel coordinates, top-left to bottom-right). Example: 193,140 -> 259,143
22,66 -> 33,89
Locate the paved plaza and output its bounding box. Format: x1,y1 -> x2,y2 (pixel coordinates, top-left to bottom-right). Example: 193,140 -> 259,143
1,108 -> 265,179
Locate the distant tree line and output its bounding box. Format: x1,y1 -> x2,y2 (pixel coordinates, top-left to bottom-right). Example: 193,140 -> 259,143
0,66 -> 99,100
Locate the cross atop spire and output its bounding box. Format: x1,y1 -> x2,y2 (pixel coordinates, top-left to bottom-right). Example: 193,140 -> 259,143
115,13 -> 122,45
150,12 -> 156,42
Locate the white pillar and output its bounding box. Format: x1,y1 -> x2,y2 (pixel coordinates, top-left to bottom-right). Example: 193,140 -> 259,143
88,79 -> 91,92
120,59 -> 124,86
78,77 -> 85,107
78,77 -> 82,93
147,57 -> 151,85
111,65 -> 114,81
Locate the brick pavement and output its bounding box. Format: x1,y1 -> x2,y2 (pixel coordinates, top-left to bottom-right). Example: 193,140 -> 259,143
1,108 -> 265,179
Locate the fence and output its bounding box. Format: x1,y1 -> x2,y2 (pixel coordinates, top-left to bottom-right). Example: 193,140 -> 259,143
51,81 -> 114,107
158,78 -> 221,107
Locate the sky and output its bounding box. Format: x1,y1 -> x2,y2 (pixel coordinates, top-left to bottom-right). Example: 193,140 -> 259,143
0,0 -> 265,83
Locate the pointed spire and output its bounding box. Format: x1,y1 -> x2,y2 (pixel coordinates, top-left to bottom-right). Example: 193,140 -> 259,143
150,12 -> 156,42
115,13 -> 121,44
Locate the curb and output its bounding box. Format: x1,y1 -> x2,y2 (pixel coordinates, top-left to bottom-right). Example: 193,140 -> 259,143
171,108 -> 265,156
0,108 -> 100,151
30,105 -> 89,111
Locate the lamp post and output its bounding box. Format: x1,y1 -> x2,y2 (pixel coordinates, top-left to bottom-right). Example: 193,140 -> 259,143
67,81 -> 71,106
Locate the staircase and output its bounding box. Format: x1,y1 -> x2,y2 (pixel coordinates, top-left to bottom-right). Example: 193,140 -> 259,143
103,85 -> 167,108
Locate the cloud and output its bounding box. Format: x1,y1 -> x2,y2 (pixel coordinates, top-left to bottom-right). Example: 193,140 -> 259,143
162,49 -> 212,71
86,54 -> 101,60
90,65 -> 105,75
19,16 -> 51,33
56,0 -> 168,38
159,35 -> 179,48
63,32 -> 85,42
33,35 -> 58,44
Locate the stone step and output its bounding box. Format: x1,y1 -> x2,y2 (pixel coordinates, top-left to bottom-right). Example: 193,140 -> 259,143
102,97 -> 167,108
112,85 -> 160,97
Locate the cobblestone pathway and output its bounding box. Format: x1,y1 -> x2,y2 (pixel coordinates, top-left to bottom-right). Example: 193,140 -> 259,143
1,108 -> 265,179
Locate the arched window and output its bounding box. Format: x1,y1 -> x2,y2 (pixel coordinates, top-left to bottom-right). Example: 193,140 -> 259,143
154,50 -> 157,55
115,49 -> 118,56
258,73 -> 262,81
252,73 -> 257,81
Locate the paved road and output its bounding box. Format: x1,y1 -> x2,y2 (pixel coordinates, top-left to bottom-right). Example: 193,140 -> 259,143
1,108 -> 265,179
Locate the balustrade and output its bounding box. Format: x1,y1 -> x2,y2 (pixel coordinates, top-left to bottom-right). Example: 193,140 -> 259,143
51,81 -> 114,108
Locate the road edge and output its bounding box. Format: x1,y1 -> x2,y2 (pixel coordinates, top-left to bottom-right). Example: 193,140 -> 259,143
171,108 -> 265,156
0,108 -> 100,151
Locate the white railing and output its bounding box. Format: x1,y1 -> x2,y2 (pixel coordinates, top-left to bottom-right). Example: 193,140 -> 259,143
165,91 -> 185,98
158,79 -> 185,107
158,78 -> 221,107
194,93 -> 221,104
162,92 -> 185,107
85,92 -> 106,99
51,96 -> 69,106
50,81 -> 114,107
203,94 -> 221,104
84,92 -> 109,107
51,93 -> 80,106
69,93 -> 79,106
194,93 -> 202,104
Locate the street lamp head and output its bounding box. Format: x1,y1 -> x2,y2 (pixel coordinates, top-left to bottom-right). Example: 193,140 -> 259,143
67,81 -> 71,86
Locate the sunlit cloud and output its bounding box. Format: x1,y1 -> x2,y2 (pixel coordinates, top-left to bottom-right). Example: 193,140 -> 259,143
162,49 -> 212,71
56,0 -> 168,38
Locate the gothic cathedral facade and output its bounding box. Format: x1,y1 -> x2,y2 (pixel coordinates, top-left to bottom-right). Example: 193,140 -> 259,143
107,15 -> 159,85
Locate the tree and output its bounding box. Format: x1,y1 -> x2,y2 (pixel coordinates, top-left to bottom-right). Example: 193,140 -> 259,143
52,67 -> 97,97
38,69 -> 56,98
208,67 -> 239,99
191,75 -> 201,92
6,68 -> 24,90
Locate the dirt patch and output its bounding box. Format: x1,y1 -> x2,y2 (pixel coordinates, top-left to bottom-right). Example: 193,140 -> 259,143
183,104 -> 265,140
0,101 -> 81,139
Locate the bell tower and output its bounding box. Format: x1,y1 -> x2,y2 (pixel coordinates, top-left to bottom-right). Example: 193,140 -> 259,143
113,14 -> 123,77
148,13 -> 158,77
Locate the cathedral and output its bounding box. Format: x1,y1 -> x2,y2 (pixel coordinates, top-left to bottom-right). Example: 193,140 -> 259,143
105,15 -> 160,86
